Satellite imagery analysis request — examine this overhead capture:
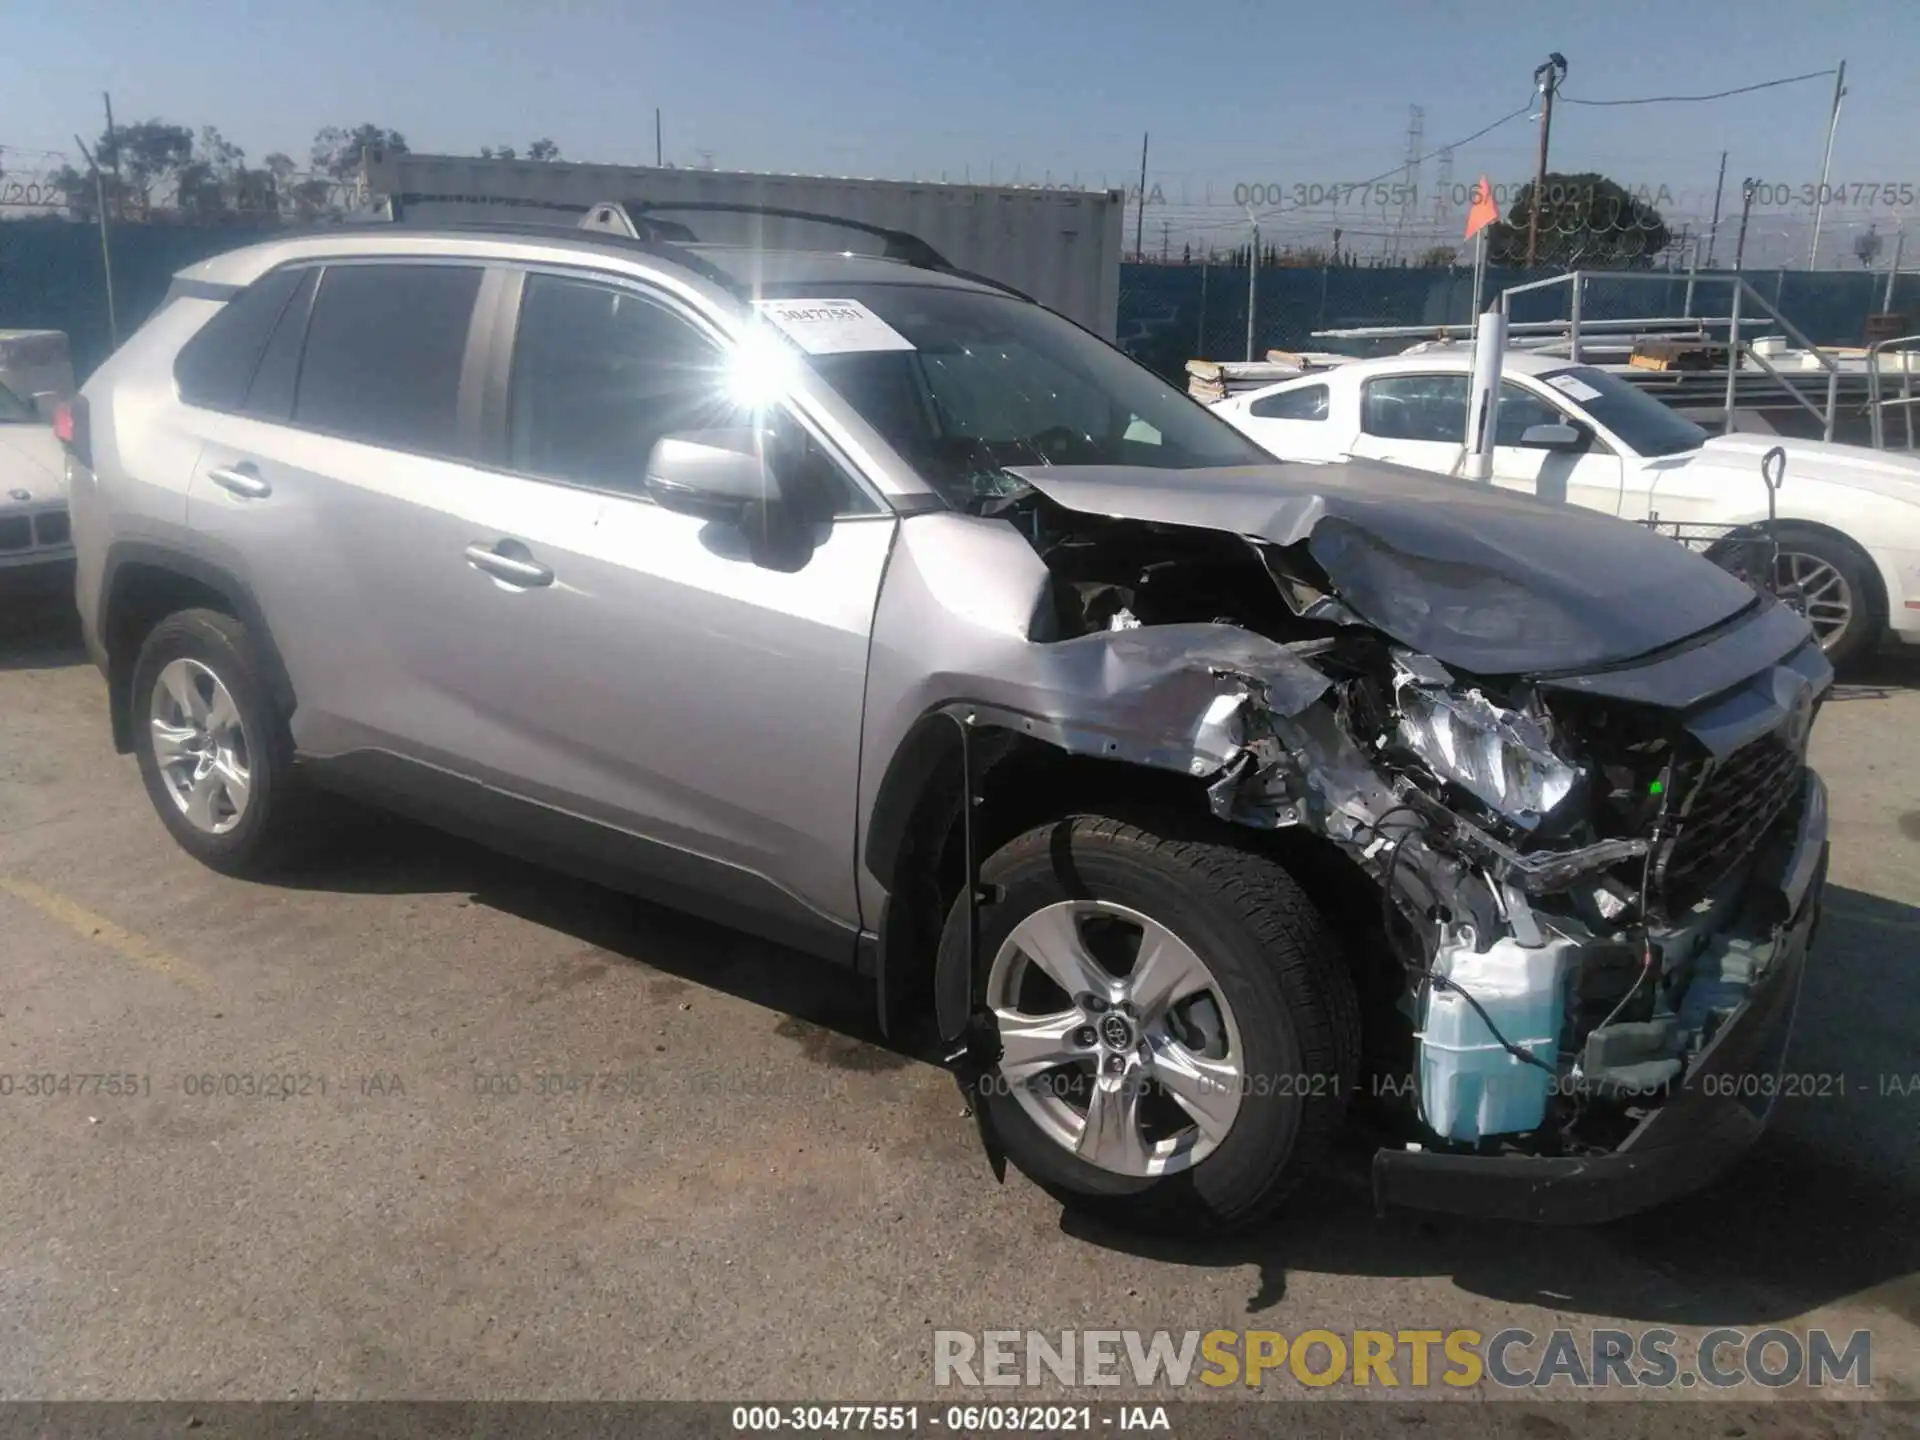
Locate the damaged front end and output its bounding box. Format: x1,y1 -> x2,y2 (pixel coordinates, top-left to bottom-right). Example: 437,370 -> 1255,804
923,463 -> 1835,1222
1208,624 -> 1831,1222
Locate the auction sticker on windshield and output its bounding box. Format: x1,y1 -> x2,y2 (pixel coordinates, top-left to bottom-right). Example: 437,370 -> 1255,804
1544,372 -> 1603,403
753,298 -> 915,355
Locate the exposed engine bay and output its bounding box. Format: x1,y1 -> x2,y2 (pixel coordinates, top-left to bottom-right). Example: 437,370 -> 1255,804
985,479 -> 1831,1160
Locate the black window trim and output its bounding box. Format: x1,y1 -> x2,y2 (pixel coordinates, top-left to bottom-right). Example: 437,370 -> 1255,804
475,260 -> 889,520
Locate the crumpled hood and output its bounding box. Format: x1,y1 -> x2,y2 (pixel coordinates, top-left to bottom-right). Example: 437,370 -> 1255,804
1012,459 -> 1764,676
1693,433 -> 1920,504
0,425 -> 66,505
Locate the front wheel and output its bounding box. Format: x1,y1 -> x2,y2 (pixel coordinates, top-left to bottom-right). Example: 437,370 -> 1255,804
939,814 -> 1359,1234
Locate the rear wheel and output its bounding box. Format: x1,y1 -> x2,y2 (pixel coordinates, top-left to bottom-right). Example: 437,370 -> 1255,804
941,814 -> 1359,1234
1772,525 -> 1882,666
131,608 -> 304,876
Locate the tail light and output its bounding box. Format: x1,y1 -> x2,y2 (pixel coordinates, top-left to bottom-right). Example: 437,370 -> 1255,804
52,396 -> 92,470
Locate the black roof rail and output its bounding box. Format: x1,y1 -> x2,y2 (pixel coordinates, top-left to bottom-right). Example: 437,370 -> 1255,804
369,193 -> 1034,306
584,199 -> 950,266
584,199 -> 1035,304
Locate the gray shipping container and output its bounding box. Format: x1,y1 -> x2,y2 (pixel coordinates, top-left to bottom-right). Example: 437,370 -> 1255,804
361,151 -> 1125,339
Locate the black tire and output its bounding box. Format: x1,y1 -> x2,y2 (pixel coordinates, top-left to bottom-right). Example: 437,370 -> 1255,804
1773,524 -> 1883,668
940,813 -> 1360,1235
130,607 -> 304,876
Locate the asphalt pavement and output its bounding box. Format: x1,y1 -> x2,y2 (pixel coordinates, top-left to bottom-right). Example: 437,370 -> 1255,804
2,596 -> 1916,1415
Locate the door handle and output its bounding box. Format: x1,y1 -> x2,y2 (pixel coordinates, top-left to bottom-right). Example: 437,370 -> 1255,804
464,541 -> 554,588
207,464 -> 271,499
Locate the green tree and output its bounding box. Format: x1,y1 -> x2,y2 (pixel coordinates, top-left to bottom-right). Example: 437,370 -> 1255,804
1414,244 -> 1458,268
176,126 -> 247,217
1485,172 -> 1671,268
94,119 -> 193,217
479,145 -> 517,160
311,124 -> 408,183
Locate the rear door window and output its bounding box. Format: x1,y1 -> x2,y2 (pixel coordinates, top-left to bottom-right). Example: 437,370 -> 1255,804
173,266 -> 306,412
293,264 -> 483,455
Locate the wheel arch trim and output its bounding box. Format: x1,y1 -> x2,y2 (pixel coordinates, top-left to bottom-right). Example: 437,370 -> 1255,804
97,541 -> 295,754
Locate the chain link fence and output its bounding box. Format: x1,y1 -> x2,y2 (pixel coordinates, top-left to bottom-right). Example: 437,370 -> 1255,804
1119,259 -> 1920,384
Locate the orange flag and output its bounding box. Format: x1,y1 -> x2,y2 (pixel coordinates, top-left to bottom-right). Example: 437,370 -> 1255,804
1465,176 -> 1500,239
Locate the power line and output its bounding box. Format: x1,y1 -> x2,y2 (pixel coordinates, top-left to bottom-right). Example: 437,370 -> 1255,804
1559,68 -> 1836,107
1185,96 -> 1536,237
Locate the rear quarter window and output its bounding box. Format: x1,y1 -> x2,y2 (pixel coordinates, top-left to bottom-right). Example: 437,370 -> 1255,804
171,267 -> 306,411
1248,383 -> 1329,421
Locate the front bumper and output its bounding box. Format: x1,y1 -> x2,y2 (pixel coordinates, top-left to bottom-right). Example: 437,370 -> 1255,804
0,551 -> 76,598
1373,771 -> 1829,1225
1866,545 -> 1920,642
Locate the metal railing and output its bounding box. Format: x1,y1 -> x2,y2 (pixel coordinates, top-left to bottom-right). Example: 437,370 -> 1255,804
1867,333 -> 1920,452
1495,271 -> 1847,442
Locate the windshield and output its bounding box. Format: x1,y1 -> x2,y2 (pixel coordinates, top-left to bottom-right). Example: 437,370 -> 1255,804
0,379 -> 36,424
1538,365 -> 1709,459
762,282 -> 1270,510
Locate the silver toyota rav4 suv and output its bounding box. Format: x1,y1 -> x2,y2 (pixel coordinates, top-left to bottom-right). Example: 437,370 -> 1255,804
67,212 -> 1830,1232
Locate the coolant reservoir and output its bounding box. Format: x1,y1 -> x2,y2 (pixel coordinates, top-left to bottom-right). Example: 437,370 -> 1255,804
1417,937 -> 1574,1142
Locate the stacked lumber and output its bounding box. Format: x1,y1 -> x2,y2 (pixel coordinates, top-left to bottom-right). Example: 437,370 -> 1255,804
1185,357 -> 1304,404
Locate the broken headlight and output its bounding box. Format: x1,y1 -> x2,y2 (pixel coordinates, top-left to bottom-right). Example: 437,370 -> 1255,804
1395,685 -> 1582,830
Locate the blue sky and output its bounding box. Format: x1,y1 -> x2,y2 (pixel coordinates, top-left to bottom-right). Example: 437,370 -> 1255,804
4,0 -> 1914,265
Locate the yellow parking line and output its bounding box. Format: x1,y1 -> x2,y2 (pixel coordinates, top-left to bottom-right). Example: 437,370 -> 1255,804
0,876 -> 214,993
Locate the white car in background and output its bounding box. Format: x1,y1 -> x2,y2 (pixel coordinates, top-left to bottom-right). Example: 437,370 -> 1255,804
0,377 -> 75,597
1214,351 -> 1920,664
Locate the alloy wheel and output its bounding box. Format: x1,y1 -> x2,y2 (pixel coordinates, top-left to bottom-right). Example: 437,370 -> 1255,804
148,658 -> 253,835
1774,550 -> 1853,651
985,900 -> 1245,1177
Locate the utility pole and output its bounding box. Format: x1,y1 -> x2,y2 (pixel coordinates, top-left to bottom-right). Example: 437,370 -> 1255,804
1807,60 -> 1847,268
1393,105 -> 1424,262
1734,177 -> 1759,272
73,135 -> 118,348
1884,224 -> 1905,311
1525,53 -> 1568,267
1705,150 -> 1728,267
1160,218 -> 1169,262
1245,212 -> 1259,361
1134,132 -> 1149,261
101,92 -> 122,220
654,108 -> 662,167
1197,257 -> 1209,354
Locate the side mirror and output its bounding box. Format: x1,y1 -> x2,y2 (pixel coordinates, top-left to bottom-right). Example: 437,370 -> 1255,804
1517,422 -> 1585,451
644,429 -> 781,524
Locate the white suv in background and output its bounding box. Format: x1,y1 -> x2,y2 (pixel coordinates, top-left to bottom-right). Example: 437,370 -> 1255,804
1214,351 -> 1920,664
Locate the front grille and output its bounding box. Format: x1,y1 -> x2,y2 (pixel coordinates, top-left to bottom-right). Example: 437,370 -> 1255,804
1653,733 -> 1804,913
33,508 -> 70,547
0,515 -> 30,552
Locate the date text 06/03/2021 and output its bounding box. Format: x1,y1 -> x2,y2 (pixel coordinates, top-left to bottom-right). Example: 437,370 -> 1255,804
729,1405 -> 1170,1432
